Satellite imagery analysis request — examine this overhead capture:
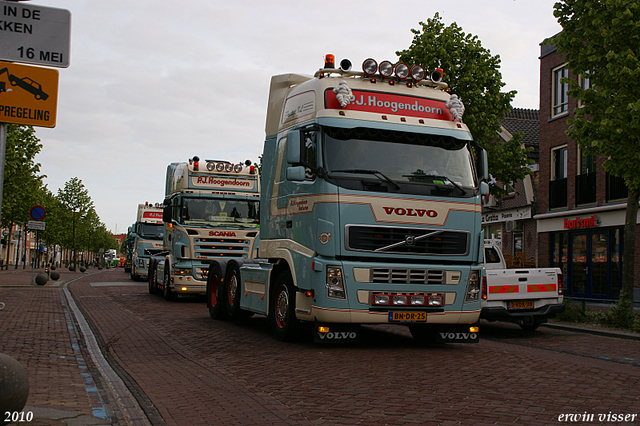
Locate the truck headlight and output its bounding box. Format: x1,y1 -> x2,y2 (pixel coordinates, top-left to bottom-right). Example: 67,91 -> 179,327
465,270 -> 480,302
174,268 -> 192,276
326,266 -> 346,299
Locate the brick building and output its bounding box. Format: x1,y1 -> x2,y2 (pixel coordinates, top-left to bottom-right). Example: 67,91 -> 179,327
534,37 -> 640,302
482,108 -> 539,268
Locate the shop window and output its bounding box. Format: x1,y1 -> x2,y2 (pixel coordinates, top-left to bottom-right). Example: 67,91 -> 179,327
552,64 -> 569,117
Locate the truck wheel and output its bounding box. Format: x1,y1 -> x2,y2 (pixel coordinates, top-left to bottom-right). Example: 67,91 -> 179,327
207,262 -> 227,319
224,262 -> 244,318
148,260 -> 157,295
408,325 -> 439,344
269,271 -> 299,341
163,267 -> 175,301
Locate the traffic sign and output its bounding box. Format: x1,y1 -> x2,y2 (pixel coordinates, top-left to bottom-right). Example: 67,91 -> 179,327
0,1 -> 71,68
0,61 -> 58,127
30,204 -> 46,220
27,220 -> 45,230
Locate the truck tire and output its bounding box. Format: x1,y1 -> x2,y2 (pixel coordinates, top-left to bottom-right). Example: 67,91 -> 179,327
224,261 -> 251,319
408,325 -> 439,344
269,271 -> 300,341
207,262 -> 227,319
163,267 -> 175,301
148,259 -> 157,295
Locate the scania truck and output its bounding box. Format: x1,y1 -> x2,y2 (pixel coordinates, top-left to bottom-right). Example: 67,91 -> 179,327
149,157 -> 260,300
206,55 -> 489,343
130,203 -> 164,281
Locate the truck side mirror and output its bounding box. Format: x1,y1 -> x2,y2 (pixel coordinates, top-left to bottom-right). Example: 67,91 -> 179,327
480,181 -> 489,196
476,148 -> 488,182
286,129 -> 302,165
162,205 -> 172,223
286,166 -> 306,182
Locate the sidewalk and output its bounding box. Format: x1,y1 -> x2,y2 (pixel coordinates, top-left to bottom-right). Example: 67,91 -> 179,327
0,266 -> 124,426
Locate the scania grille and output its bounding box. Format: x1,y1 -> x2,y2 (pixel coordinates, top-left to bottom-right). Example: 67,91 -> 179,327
346,225 -> 469,255
195,238 -> 249,258
371,268 -> 445,284
144,248 -> 165,256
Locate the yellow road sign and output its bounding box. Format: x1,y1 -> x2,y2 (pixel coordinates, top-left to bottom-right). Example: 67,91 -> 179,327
0,61 -> 58,128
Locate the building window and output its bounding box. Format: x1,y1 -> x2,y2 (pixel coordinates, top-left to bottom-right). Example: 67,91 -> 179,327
576,148 -> 596,205
552,64 -> 569,117
550,145 -> 567,209
578,73 -> 592,108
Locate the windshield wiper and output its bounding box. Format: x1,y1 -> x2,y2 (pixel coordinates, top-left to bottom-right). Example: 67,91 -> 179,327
402,173 -> 466,195
330,169 -> 401,190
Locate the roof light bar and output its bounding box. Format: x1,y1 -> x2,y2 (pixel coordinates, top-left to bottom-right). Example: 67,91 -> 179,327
362,58 -> 378,77
379,60 -> 394,78
411,65 -> 425,82
395,62 -> 410,80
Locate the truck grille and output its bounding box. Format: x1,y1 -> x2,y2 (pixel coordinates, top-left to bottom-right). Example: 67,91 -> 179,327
194,238 -> 250,258
346,225 -> 469,255
371,268 -> 445,284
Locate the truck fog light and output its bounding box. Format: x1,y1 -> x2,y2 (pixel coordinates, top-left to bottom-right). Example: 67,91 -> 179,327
427,295 -> 444,306
392,295 -> 408,306
410,295 -> 426,306
373,294 -> 390,305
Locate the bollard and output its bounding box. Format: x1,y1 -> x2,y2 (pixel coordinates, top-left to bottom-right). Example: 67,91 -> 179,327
79,266 -> 86,273
50,271 -> 60,280
35,273 -> 48,286
0,354 -> 30,420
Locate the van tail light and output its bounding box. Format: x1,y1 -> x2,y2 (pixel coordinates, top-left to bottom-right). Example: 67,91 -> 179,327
482,276 -> 487,300
558,273 -> 564,295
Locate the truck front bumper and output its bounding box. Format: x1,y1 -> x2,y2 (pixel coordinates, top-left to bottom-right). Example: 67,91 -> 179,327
481,303 -> 565,322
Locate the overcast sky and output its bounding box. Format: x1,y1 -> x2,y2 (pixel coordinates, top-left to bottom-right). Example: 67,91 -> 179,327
24,0 -> 561,235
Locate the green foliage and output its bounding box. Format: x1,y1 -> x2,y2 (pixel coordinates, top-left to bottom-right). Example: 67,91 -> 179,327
556,297 -> 640,332
1,124 -> 46,227
396,13 -> 532,193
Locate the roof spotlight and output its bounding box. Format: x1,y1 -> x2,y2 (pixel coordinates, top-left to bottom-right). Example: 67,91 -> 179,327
362,58 -> 378,76
206,161 -> 216,171
225,163 -> 234,172
395,63 -> 410,80
379,60 -> 394,78
234,164 -> 243,173
432,68 -> 444,83
340,58 -> 352,72
411,65 -> 426,82
216,163 -> 225,172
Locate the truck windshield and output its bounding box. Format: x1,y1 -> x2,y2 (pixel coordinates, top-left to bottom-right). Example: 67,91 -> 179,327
139,223 -> 163,240
323,127 -> 476,195
181,198 -> 259,228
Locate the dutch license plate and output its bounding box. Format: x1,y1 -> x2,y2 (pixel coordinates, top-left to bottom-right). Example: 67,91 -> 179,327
508,300 -> 534,309
389,311 -> 427,322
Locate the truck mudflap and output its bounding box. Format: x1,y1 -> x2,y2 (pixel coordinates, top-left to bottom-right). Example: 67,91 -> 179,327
481,303 -> 566,322
314,321 -> 360,343
434,324 -> 480,343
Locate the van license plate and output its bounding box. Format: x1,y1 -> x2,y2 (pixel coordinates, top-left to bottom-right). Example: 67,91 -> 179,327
508,300 -> 534,309
389,312 -> 427,322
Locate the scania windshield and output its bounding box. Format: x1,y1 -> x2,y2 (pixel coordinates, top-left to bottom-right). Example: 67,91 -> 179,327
139,223 -> 163,240
180,198 -> 259,228
322,127 -> 476,197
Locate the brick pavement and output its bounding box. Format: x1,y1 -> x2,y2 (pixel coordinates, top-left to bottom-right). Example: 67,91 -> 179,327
0,266 -> 120,426
1,266 -> 640,425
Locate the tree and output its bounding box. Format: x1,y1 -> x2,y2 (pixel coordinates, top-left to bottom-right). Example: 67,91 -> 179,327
396,13 -> 532,194
551,0 -> 640,307
1,125 -> 45,227
57,177 -> 94,270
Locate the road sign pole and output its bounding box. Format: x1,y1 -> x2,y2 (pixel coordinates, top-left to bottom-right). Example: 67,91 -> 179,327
0,122 -> 6,222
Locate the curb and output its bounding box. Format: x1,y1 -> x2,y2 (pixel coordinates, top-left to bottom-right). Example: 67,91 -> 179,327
542,322 -> 640,341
